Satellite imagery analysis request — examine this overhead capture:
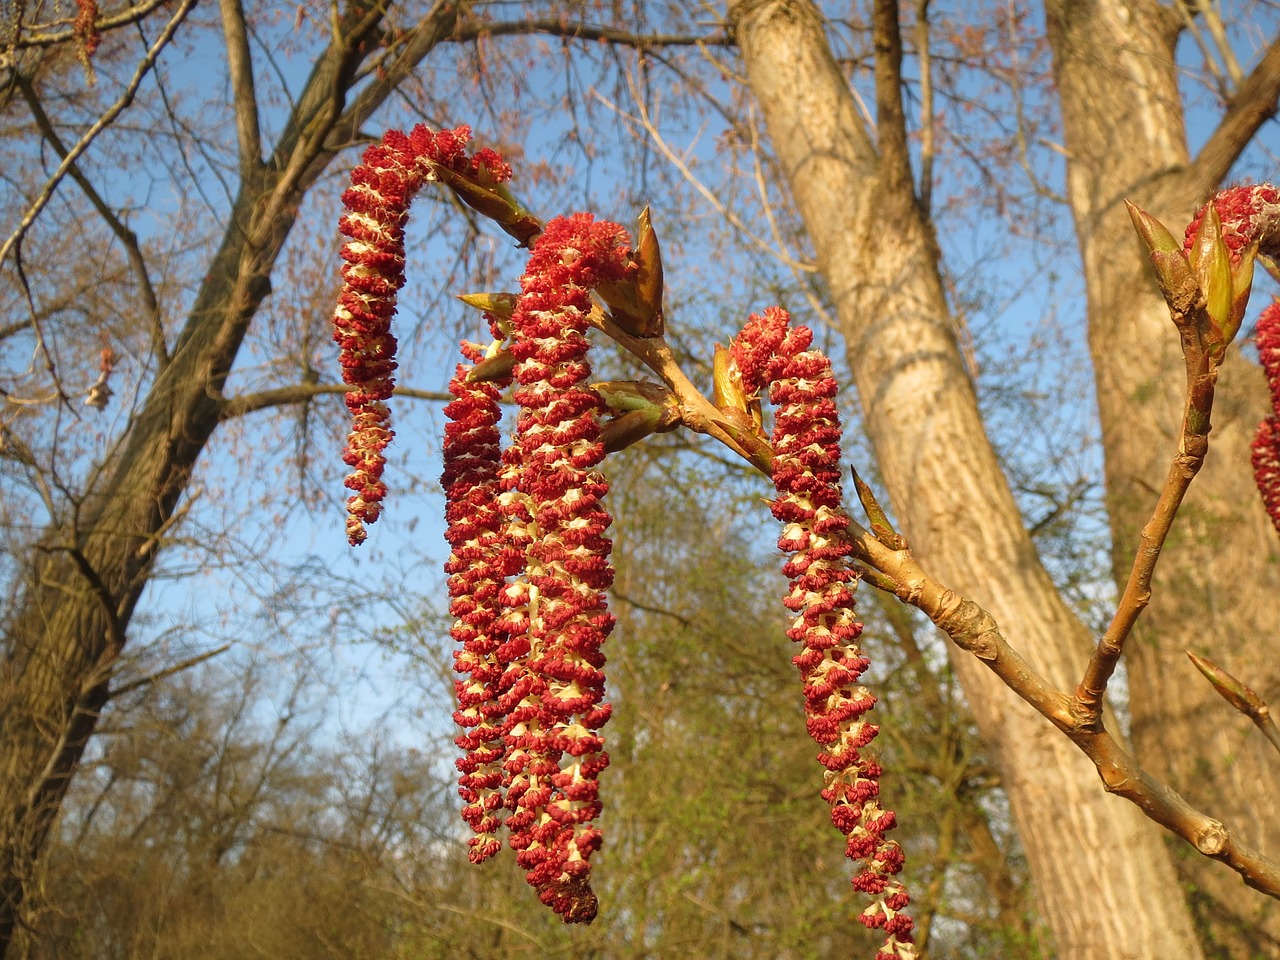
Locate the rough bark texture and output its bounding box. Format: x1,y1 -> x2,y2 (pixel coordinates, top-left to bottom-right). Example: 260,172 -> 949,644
727,1 -> 1204,957
1045,2 -> 1280,954
0,4 -> 465,952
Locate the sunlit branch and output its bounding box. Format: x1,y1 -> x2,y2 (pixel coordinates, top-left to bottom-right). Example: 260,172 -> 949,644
595,80 -> 818,274
841,479 -> 1280,900
451,16 -> 731,49
219,382 -> 453,421
1188,33 -> 1280,194
1073,323 -> 1218,728
220,0 -> 263,181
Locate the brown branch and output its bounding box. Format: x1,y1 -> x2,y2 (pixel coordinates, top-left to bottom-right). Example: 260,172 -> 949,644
451,17 -> 731,49
219,0 -> 263,181
1187,33 -> 1280,195
914,0 -> 934,215
219,382 -> 454,421
844,505 -> 1280,899
0,0 -> 197,268
1073,251 -> 1221,726
107,644 -> 233,701
872,0 -> 915,201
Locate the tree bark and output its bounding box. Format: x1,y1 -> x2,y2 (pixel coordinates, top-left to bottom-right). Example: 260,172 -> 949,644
1045,2 -> 1280,954
0,3 -> 465,952
727,1 -> 1204,956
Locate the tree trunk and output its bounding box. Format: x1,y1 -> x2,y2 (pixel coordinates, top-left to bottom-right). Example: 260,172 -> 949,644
727,1 -> 1203,956
1045,2 -> 1280,954
0,4 -> 465,951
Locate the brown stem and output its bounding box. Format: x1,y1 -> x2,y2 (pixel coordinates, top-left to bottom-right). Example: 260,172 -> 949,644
1073,301 -> 1218,727
843,512 -> 1280,899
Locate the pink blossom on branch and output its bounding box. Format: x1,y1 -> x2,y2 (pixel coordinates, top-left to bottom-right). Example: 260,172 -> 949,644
731,307 -> 917,960
332,125 -> 510,545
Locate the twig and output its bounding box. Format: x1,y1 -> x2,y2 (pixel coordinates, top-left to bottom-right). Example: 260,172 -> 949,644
1073,284 -> 1219,727
841,492 -> 1280,899
1187,651 -> 1280,758
107,644 -> 234,701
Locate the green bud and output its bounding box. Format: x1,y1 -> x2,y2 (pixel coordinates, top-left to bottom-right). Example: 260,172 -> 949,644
591,380 -> 681,452
467,348 -> 516,383
457,292 -> 518,321
1189,205 -> 1234,343
1187,650 -> 1266,718
429,162 -> 541,246
1126,201 -> 1199,315
1126,200 -> 1182,255
633,206 -> 665,337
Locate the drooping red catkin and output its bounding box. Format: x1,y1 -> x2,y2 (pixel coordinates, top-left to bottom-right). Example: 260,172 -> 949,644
730,307 -> 916,960
1184,183 -> 1280,264
1254,300 -> 1280,534
444,339 -> 516,864
333,125 -> 510,545
490,213 -> 631,923
74,0 -> 101,58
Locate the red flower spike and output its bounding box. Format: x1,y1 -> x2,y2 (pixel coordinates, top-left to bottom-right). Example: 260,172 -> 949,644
443,351 -> 517,863
333,124 -> 511,545
1254,416 -> 1280,535
496,213 -> 631,923
1184,184 -> 1280,265
1251,300 -> 1280,533
729,309 -> 917,960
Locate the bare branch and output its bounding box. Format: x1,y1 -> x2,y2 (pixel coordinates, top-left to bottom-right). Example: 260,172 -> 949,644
1,0 -> 169,53
844,506 -> 1280,899
0,0 -> 197,269
14,75 -> 169,371
219,0 -> 263,181
219,382 -> 453,421
107,644 -> 233,701
451,16 -> 731,49
915,0 -> 934,214
1073,280 -> 1221,726
1188,34 -> 1280,195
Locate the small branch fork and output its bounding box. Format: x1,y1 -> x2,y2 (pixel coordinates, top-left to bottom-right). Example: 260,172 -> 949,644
1073,282 -> 1220,728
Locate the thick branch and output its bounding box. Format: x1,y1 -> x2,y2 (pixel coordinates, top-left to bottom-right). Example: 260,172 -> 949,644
219,382 -> 453,420
872,0 -> 915,201
452,16 -> 731,48
846,514 -> 1280,899
219,0 -> 263,181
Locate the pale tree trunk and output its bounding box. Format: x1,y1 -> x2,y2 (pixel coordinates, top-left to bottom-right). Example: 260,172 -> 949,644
727,1 -> 1204,956
1045,2 -> 1280,954
0,4 -> 466,952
